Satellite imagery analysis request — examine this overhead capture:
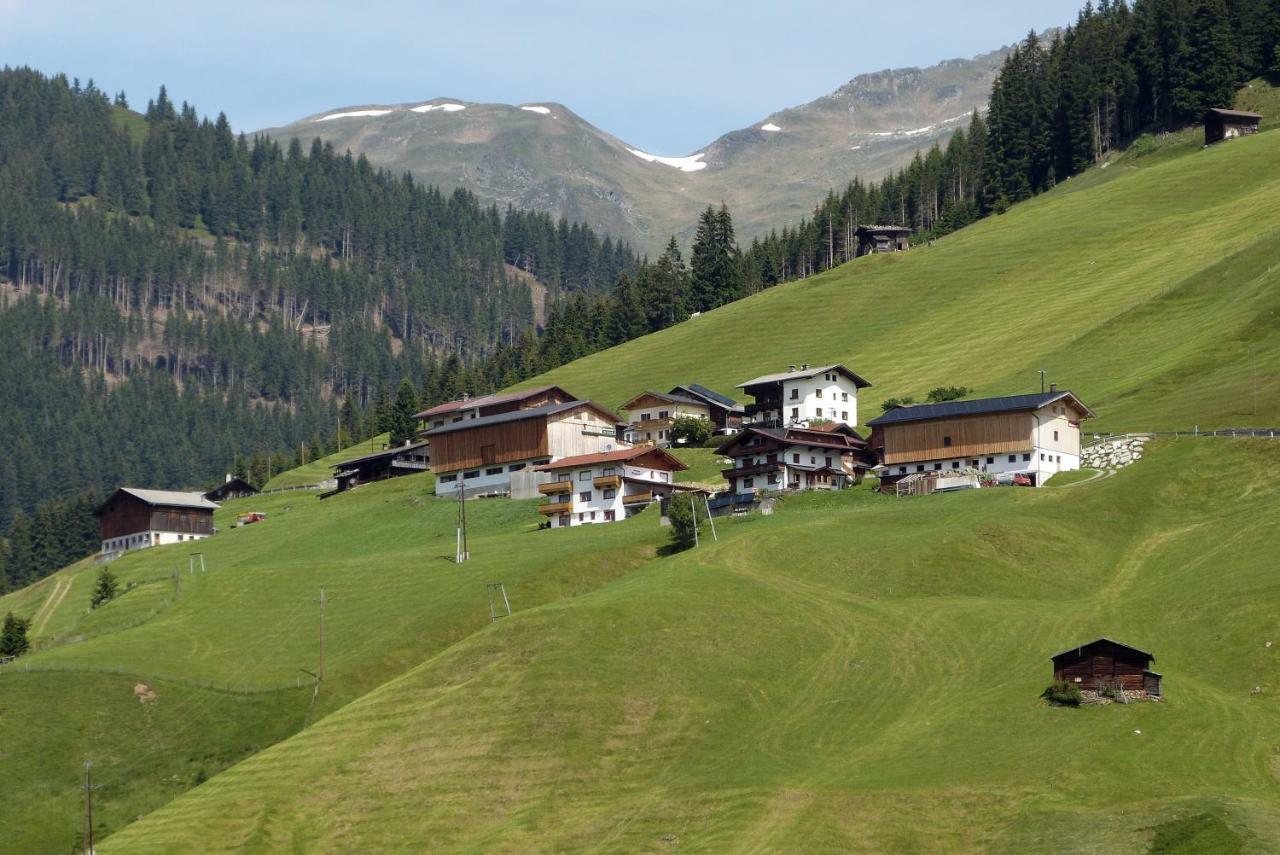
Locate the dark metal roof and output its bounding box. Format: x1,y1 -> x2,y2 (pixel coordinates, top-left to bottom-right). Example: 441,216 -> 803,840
621,390 -> 706,410
737,363 -> 873,390
673,384 -> 743,412
413,385 -> 572,420
332,440 -> 431,469
855,224 -> 912,234
1205,108 -> 1262,121
422,400 -> 621,436
1049,637 -> 1154,662
95,487 -> 219,515
866,391 -> 1093,426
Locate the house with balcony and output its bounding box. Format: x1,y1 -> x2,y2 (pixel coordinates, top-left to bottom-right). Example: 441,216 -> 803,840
667,384 -> 744,434
738,363 -> 872,429
619,390 -> 712,446
716,424 -> 874,494
535,446 -> 687,528
865,389 -> 1094,488
427,400 -> 628,497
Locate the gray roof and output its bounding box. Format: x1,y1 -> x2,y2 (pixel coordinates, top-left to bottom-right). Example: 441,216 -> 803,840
332,439 -> 431,468
112,488 -> 219,511
737,364 -> 872,390
1050,637 -> 1154,662
674,384 -> 743,412
422,400 -> 619,436
1205,108 -> 1262,120
866,391 -> 1093,427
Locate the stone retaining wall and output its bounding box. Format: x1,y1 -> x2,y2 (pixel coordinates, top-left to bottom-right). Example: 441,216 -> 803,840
1082,435 -> 1149,469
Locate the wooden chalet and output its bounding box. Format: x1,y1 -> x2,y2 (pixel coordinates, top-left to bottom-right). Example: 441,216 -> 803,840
1052,638 -> 1161,698
716,423 -> 874,494
738,363 -> 872,429
867,390 -> 1094,489
426,400 -> 627,497
325,440 -> 431,497
620,390 -> 713,446
668,383 -> 744,433
855,225 -> 911,256
1204,108 -> 1261,145
203,475 -> 259,503
533,446 -> 687,528
414,385 -> 576,432
95,488 -> 219,557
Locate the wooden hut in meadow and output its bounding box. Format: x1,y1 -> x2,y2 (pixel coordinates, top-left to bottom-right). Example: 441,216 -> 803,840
1203,108 -> 1261,145
1051,638 -> 1161,698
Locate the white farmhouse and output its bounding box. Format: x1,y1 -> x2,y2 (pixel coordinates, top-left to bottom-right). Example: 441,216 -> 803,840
866,390 -> 1095,487
535,446 -> 687,528
716,424 -> 875,494
738,363 -> 872,429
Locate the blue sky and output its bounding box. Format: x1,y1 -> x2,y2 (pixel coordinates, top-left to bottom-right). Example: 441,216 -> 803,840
1,0 -> 1085,153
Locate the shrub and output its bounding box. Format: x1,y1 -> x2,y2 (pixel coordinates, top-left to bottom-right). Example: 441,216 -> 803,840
666,494 -> 698,551
925,386 -> 970,403
1042,679 -> 1083,706
880,396 -> 915,413
703,434 -> 727,449
669,416 -> 712,446
90,567 -> 119,608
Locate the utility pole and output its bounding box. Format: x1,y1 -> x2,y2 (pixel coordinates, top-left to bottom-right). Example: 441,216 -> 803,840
456,480 -> 469,563
1038,370 -> 1047,394
315,588 -> 326,682
703,494 -> 718,542
82,760 -> 93,855
691,495 -> 700,548
1253,347 -> 1259,417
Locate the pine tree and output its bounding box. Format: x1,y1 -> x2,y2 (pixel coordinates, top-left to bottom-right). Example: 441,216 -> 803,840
0,612 -> 30,657
388,378 -> 420,447
90,567 -> 119,608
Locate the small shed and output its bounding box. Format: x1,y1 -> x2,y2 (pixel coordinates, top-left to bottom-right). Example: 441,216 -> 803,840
324,439 -> 431,497
1204,108 -> 1261,145
1051,637 -> 1161,697
204,476 -> 259,503
855,225 -> 911,257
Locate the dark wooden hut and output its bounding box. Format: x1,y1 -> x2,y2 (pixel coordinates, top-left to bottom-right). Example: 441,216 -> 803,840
323,439 -> 431,497
204,476 -> 259,503
1051,638 -> 1161,697
1204,108 -> 1261,145
855,225 -> 911,256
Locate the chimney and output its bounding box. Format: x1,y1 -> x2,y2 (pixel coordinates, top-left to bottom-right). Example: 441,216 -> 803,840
788,365 -> 797,372
801,363 -> 810,370
225,473 -> 232,483
1049,383 -> 1058,393
461,392 -> 470,402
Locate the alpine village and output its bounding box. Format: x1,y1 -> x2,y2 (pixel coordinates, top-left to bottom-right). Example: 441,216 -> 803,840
2,0 -> 1279,851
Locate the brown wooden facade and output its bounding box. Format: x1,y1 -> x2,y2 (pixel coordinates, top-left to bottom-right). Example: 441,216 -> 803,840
96,490 -> 214,540
1204,108 -> 1261,145
1051,638 -> 1161,696
874,411 -> 1034,466
429,402 -> 622,474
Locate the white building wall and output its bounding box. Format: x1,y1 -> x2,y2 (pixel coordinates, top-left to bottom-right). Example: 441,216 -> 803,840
779,372 -> 859,427
101,530 -> 210,555
434,458 -> 549,497
546,463 -> 672,528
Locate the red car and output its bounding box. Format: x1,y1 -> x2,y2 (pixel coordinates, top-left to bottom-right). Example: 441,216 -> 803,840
1012,474 -> 1033,487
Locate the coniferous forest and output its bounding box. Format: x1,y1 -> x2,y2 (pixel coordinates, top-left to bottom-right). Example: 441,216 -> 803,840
2,0 -> 1276,590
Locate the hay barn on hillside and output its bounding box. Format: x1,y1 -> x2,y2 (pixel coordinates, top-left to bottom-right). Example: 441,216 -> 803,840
1204,108 -> 1261,145
1051,638 -> 1161,698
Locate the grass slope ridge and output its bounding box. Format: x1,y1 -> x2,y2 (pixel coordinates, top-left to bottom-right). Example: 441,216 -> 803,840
100,439 -> 1280,851
523,130 -> 1280,432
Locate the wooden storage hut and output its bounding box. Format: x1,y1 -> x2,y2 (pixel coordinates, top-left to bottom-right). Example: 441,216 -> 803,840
1203,108 -> 1261,145
204,476 -> 259,503
95,488 -> 219,556
1051,638 -> 1161,697
325,440 -> 431,496
855,225 -> 911,256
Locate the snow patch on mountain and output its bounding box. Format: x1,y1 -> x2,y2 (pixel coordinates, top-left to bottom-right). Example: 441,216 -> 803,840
316,109 -> 394,122
760,123 -> 782,132
412,103 -> 466,113
520,105 -> 552,115
626,149 -> 708,172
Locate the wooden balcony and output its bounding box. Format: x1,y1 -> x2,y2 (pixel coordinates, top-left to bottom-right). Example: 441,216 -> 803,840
538,480 -> 572,495
538,501 -> 572,516
622,491 -> 653,505
593,474 -> 622,489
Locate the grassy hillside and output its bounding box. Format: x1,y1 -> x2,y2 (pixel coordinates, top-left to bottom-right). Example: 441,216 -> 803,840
99,439 -> 1280,852
262,433 -> 390,490
526,129 -> 1280,433
0,475 -> 671,851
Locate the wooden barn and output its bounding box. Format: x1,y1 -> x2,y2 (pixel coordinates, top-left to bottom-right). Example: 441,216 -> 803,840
1204,108 -> 1261,145
95,488 -> 219,557
325,440 -> 431,497
855,225 -> 911,256
414,385 -> 577,432
1051,638 -> 1161,698
203,475 -> 259,503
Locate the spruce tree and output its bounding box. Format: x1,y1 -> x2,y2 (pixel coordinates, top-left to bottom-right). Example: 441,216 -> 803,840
0,612 -> 30,657
388,378 -> 420,447
90,567 -> 119,608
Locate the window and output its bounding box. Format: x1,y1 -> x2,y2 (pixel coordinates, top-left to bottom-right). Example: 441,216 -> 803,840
464,470 -> 480,480
1040,453 -> 1045,461
934,463 -> 942,471
943,436 -> 952,447
1053,430 -> 1059,441
971,460 -> 979,468
658,410 -> 669,419
791,407 -> 800,419
841,392 -> 849,402
508,463 -> 526,472
658,430 -> 666,440
640,412 -> 651,421
589,511 -> 596,520
659,472 -> 669,482
816,389 -> 824,398
1022,453 -> 1031,462
789,388 -> 799,400
841,411 -> 849,421
579,491 -> 592,502
743,478 -> 754,488
768,474 -> 779,484
485,467 -> 503,476
916,465 -> 925,472
986,457 -> 994,465
602,467 -> 615,475
1008,455 -> 1017,463
825,457 -> 833,468
815,409 -> 823,419
898,467 -> 907,474
604,510 -> 615,522
603,489 -> 616,499
577,513 -> 584,522
439,474 -> 457,483
556,473 -> 571,482
579,471 -> 592,481
952,462 -> 960,470
793,453 -> 800,464
559,515 -> 570,527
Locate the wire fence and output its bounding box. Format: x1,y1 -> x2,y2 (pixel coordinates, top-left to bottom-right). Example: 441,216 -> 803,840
1086,428 -> 1277,448
0,659 -> 306,695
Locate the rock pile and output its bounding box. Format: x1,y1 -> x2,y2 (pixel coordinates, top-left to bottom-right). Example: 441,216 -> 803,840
1082,435 -> 1149,469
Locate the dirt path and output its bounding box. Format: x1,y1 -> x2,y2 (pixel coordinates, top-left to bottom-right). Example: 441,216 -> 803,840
32,576 -> 72,635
